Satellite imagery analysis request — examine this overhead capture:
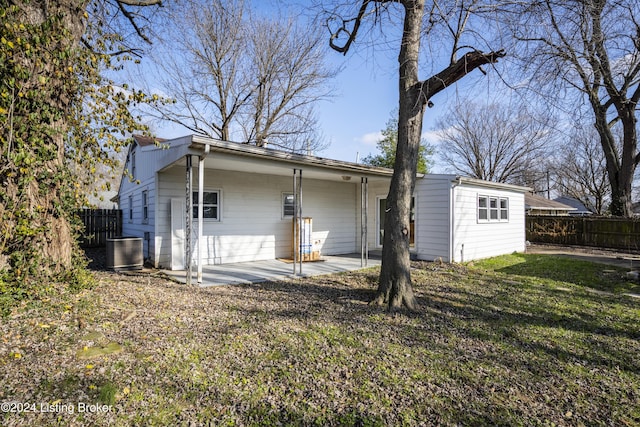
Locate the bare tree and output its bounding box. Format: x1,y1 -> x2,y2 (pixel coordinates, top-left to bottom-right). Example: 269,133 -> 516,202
553,125 -> 611,215
509,0 -> 640,217
242,16 -> 334,151
149,0 -> 250,141
327,0 -> 505,310
436,100 -> 552,184
149,0 -> 335,153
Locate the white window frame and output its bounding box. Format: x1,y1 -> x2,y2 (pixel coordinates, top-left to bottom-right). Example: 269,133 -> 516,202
193,189 -> 221,221
478,194 -> 509,223
282,192 -> 295,219
500,197 -> 509,220
142,190 -> 149,223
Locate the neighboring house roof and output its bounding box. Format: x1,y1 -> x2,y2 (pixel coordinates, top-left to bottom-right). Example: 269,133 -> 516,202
525,193 -> 576,212
133,134 -> 166,147
554,196 -> 593,215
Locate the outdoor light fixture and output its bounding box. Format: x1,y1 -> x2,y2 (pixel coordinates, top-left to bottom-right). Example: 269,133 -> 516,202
342,175 -> 352,181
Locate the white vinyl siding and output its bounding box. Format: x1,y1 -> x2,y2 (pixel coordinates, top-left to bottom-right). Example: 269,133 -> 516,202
156,168 -> 358,268
413,177 -> 452,262
453,187 -> 523,262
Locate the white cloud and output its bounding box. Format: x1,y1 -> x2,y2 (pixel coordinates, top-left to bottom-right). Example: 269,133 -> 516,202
421,129 -> 443,145
354,131 -> 383,146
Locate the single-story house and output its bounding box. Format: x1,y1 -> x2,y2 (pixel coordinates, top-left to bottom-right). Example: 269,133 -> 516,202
525,193 -> 576,216
116,134 -> 529,279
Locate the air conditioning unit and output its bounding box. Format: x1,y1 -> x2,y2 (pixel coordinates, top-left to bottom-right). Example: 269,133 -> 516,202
106,237 -> 143,270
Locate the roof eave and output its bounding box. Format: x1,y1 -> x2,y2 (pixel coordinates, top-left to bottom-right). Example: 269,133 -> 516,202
188,135 -> 395,178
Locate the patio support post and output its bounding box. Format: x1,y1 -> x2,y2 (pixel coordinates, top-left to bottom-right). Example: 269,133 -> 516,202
185,155 -> 193,286
197,144 -> 210,284
292,169 -> 297,276
298,169 -> 303,276
292,168 -> 303,276
361,177 -> 369,267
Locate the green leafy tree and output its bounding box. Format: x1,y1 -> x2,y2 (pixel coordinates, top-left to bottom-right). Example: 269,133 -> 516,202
362,113 -> 434,174
0,1 -> 162,295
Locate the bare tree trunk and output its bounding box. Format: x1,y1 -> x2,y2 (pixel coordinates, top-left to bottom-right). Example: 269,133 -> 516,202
593,105 -> 636,217
1,1 -> 86,276
371,1 -> 423,310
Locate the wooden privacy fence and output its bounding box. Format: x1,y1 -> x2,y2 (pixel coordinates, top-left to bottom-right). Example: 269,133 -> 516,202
526,215 -> 640,251
77,209 -> 122,247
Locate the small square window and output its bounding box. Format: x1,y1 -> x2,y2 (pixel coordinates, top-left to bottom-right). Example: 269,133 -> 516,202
489,197 -> 499,220
500,198 -> 509,220
478,196 -> 488,220
283,193 -> 295,218
193,191 -> 220,220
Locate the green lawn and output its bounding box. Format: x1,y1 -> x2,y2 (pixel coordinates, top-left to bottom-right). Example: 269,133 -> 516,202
1,253 -> 639,426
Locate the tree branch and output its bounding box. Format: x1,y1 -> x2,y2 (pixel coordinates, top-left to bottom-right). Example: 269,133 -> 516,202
416,49 -> 506,101
328,0 -> 372,55
116,0 -> 153,44
117,0 -> 163,6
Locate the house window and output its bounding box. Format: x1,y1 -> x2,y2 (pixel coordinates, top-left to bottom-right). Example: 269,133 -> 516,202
142,190 -> 148,222
478,195 -> 509,222
130,150 -> 136,179
500,198 -> 509,220
128,194 -> 133,222
478,196 -> 488,220
490,197 -> 499,220
193,190 -> 220,220
283,193 -> 295,218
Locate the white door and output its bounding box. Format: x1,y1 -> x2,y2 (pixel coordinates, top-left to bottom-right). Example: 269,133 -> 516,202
170,198 -> 185,270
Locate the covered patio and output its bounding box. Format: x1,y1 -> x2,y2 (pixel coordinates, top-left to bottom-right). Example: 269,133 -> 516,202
162,253 -> 381,286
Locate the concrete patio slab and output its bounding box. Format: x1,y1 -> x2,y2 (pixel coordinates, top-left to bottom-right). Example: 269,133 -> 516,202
162,254 -> 380,286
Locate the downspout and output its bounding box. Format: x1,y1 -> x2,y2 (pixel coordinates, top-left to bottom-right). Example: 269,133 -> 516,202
197,143 -> 211,284
451,176 -> 462,263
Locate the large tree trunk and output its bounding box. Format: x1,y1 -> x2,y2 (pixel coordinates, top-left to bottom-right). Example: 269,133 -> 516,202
372,1 -> 424,311
1,1 -> 86,278
593,105 -> 637,217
